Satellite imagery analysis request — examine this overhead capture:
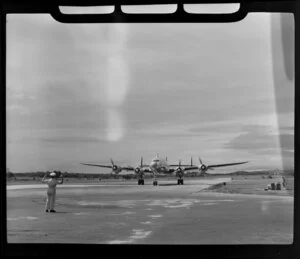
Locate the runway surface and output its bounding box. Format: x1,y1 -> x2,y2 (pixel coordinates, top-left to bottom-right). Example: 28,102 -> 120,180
7,178 -> 293,244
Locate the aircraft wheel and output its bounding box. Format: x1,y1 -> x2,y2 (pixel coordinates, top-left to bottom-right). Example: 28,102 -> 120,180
138,179 -> 141,185
153,181 -> 158,186
181,179 -> 184,185
177,179 -> 180,185
141,179 -> 144,185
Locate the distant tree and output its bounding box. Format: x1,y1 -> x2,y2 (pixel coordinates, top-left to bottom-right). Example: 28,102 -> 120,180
6,171 -> 15,179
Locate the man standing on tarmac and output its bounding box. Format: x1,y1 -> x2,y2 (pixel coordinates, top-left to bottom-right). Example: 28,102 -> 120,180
42,171 -> 64,213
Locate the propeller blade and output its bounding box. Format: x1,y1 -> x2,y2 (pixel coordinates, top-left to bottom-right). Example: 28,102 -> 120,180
141,157 -> 143,167
110,158 -> 115,166
179,159 -> 181,167
191,157 -> 193,166
199,157 -> 203,164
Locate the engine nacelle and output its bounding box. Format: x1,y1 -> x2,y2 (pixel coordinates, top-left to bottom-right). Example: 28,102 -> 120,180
112,165 -> 122,174
135,167 -> 144,179
176,167 -> 183,173
176,167 -> 184,177
199,164 -> 207,172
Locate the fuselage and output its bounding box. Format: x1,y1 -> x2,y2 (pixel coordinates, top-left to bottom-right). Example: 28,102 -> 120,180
149,157 -> 169,173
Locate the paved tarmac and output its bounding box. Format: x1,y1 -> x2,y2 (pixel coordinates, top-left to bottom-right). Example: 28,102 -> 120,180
7,178 -> 293,244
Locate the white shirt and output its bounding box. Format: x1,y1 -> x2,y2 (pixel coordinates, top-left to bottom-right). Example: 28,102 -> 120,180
42,177 -> 63,193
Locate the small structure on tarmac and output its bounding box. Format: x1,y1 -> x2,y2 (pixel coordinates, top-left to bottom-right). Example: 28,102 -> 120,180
276,182 -> 281,190
271,183 -> 276,190
265,182 -> 283,191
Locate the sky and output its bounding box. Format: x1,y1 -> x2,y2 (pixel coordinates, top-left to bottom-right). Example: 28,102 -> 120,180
6,10 -> 294,174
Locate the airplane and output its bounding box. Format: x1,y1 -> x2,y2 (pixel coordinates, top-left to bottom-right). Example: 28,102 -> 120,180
81,158 -> 136,174
81,157 -> 151,184
81,155 -> 248,186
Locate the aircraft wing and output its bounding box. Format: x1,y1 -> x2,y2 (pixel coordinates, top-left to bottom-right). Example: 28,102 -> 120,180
140,167 -> 152,172
207,161 -> 248,169
182,166 -> 199,171
121,166 -> 135,171
169,164 -> 194,167
80,163 -> 112,168
167,166 -> 199,173
80,163 -> 134,171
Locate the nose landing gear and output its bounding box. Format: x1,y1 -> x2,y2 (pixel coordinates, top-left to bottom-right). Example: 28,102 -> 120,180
153,180 -> 158,186
138,179 -> 144,185
177,179 -> 184,185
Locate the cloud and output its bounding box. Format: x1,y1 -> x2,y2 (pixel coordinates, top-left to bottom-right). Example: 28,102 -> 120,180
224,125 -> 294,157
6,13 -> 294,172
40,136 -> 106,143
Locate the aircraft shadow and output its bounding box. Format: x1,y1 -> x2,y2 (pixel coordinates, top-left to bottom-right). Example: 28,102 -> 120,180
158,183 -> 180,186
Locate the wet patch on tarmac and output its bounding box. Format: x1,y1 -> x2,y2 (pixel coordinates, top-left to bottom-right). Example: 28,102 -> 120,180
108,229 -> 152,244
122,211 -> 136,215
141,221 -> 153,225
6,178 -> 294,244
75,198 -> 231,210
146,199 -> 199,209
78,200 -> 138,208
145,198 -> 236,209
148,214 -> 163,218
73,212 -> 90,216
8,216 -> 38,221
130,229 -> 152,240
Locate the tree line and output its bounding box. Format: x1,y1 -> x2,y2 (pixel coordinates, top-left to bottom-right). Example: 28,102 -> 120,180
6,169 -> 294,180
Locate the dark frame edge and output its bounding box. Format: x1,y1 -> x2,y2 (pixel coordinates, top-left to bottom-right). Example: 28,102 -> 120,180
1,1 -> 298,258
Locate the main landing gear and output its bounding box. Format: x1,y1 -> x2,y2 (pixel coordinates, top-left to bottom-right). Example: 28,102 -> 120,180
177,179 -> 184,185
153,180 -> 158,186
138,179 -> 144,185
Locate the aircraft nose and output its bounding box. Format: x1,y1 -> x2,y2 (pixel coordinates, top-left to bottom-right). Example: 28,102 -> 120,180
150,161 -> 156,168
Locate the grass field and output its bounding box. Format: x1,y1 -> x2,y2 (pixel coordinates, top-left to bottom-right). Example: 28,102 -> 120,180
204,174 -> 294,197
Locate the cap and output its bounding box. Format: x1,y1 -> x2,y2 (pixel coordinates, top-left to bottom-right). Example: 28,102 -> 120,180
50,172 -> 56,177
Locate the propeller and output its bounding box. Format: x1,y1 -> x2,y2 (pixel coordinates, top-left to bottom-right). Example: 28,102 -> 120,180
198,157 -> 203,164
197,157 -> 248,172
110,158 -> 115,166
110,158 -> 119,172
135,156 -> 144,174
198,157 -> 207,171
175,159 -> 184,177
176,159 -> 183,173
